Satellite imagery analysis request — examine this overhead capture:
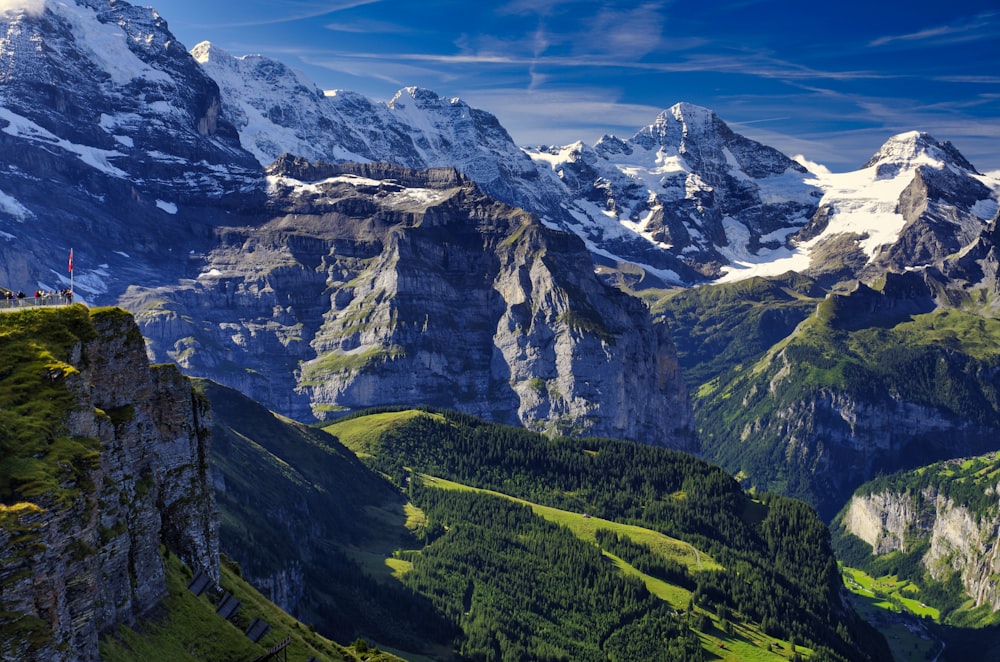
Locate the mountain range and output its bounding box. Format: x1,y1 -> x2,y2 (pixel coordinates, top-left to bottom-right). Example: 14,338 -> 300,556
2,0 -> 997,444
3,0 -> 1000,659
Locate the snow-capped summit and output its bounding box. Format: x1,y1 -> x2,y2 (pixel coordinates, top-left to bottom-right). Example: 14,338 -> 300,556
528,103 -> 819,283
773,130 -> 997,284
3,0 -> 995,299
0,0 -> 259,298
863,131 -> 980,177
632,102 -> 720,151
188,50 -> 561,215
191,40 -> 377,165
383,86 -> 543,200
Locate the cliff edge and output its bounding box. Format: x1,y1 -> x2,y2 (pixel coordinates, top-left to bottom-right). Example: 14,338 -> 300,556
0,306 -> 217,661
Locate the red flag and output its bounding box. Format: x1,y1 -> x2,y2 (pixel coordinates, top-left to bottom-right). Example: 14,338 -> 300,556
68,248 -> 73,273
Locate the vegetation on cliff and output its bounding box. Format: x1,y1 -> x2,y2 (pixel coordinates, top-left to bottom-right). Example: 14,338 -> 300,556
198,381 -> 459,656
833,453 -> 1000,627
100,549 -> 397,662
652,273 -> 822,389
675,275 -> 1000,519
0,305 -> 98,504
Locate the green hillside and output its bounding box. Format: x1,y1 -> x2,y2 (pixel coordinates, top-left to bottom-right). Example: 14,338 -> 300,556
833,453 -> 1000,627
684,278 -> 1000,519
0,305 -> 99,503
100,549 -> 397,662
325,408 -> 891,662
829,453 -> 1000,660
652,273 -> 822,389
198,381 -> 458,657
0,307 -> 399,661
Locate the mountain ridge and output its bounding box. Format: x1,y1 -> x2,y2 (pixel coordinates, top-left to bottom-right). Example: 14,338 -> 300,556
0,0 -> 996,466
125,158 -> 696,445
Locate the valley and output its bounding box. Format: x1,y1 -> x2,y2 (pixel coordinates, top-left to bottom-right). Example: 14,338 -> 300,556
1,1 -> 999,660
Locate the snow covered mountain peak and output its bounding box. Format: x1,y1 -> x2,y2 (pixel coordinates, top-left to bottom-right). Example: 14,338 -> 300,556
863,130 -> 980,176
190,40 -> 227,64
631,102 -> 722,152
525,103 -> 820,284
669,101 -> 718,133
389,86 -> 464,110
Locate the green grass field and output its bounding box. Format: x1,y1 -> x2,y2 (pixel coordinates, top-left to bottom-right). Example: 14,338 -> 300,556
324,410 -> 444,456
419,473 -> 721,574
841,566 -> 945,661
842,567 -> 940,621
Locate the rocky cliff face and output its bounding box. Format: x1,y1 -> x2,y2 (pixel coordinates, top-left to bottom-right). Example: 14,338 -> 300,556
841,479 -> 1000,611
126,159 -> 694,447
0,307 -> 217,661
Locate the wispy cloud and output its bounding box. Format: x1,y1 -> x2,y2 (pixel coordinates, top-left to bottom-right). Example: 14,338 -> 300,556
457,87 -> 666,145
294,52 -> 459,91
0,0 -> 45,16
322,47 -> 890,85
578,2 -> 668,59
324,18 -> 411,34
199,0 -> 382,29
869,12 -> 999,48
729,116 -> 792,126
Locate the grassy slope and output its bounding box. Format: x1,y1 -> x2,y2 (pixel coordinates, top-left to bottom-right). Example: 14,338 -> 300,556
0,305 -> 101,503
198,382 -> 457,657
100,549 -> 398,662
416,474 -> 800,662
326,410 -> 876,661
652,274 -> 821,390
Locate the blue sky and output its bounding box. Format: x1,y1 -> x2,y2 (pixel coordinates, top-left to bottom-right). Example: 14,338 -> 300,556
151,0 -> 1000,173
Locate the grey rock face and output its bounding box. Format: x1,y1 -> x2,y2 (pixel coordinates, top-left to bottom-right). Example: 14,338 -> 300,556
0,309 -> 217,662
127,160 -> 695,448
842,486 -> 1000,611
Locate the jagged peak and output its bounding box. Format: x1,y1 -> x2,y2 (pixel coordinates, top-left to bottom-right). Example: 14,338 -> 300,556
190,40 -> 227,64
631,101 -> 730,150
192,41 -> 304,79
863,131 -> 979,175
389,86 -> 466,110
668,101 -> 719,131
593,134 -> 632,158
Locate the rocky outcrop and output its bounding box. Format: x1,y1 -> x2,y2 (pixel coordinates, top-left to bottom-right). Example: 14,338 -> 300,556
841,490 -> 922,555
127,160 -> 695,448
0,307 -> 217,661
841,481 -> 1000,611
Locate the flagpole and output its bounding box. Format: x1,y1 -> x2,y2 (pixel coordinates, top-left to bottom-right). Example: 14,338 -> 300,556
69,248 -> 73,303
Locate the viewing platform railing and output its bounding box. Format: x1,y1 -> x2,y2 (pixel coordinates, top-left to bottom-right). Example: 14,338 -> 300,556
0,294 -> 74,310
